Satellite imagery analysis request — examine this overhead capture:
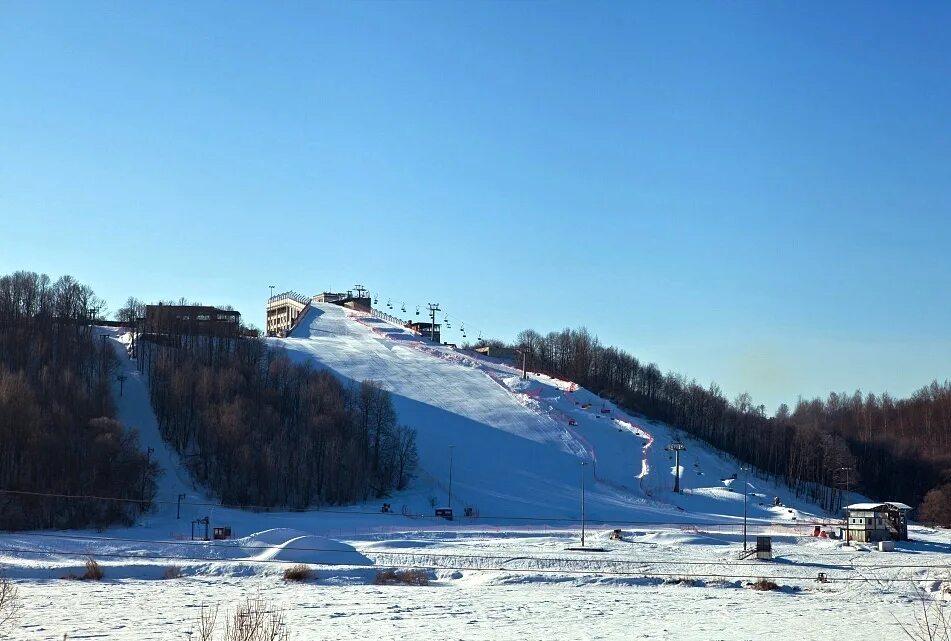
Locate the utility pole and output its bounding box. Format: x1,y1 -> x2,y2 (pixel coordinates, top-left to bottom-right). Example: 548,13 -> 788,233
99,334 -> 108,378
580,461 -> 587,547
838,466 -> 853,541
665,441 -> 687,493
177,493 -> 186,519
838,466 -> 852,496
516,347 -> 529,380
142,446 -> 154,504
741,465 -> 750,551
447,445 -> 455,509
116,374 -> 127,397
427,303 -> 440,343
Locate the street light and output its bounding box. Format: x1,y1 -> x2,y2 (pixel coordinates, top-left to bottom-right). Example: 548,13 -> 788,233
838,466 -> 853,543
580,461 -> 587,547
741,465 -> 750,551
447,445 -> 455,509
838,467 -> 852,497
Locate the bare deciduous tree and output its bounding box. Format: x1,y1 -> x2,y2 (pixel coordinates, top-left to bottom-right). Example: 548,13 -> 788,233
0,576 -> 20,636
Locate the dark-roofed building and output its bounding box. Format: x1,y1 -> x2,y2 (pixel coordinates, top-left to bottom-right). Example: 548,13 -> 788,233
406,321 -> 440,343
144,304 -> 241,337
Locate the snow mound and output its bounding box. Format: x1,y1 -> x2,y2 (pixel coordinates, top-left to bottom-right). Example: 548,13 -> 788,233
239,530 -> 372,565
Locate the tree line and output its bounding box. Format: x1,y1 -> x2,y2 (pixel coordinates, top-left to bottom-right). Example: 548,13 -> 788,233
0,271 -> 158,530
504,327 -> 949,513
137,321 -> 417,508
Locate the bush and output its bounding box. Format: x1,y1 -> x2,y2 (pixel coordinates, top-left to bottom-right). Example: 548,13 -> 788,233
747,578 -> 780,591
373,569 -> 429,586
919,485 -> 951,527
282,564 -> 313,582
163,565 -> 182,580
663,576 -> 700,586
82,555 -> 104,581
195,598 -> 288,641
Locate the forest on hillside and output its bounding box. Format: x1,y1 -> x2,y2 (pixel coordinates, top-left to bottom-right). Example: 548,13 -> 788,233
136,322 -> 417,508
497,328 -> 951,514
0,271 -> 158,530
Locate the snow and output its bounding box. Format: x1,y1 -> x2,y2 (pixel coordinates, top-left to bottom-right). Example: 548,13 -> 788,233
0,318 -> 947,639
847,502 -> 913,511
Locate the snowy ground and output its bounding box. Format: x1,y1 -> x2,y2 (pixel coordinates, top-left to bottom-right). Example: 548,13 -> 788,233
3,525 -> 950,640
1,314 -> 948,639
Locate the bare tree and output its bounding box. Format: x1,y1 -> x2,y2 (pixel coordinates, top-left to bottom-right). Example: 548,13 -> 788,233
0,576 -> 20,636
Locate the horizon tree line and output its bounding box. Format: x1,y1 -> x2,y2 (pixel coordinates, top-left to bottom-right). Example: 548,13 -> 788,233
472,326 -> 950,513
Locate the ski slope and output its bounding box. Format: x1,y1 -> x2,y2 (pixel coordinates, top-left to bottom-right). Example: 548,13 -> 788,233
272,303 -> 825,525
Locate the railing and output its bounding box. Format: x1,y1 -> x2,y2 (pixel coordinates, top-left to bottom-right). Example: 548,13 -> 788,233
369,308 -> 410,328
267,291 -> 309,306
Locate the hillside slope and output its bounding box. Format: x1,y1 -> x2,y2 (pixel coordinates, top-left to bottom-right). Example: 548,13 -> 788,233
273,303 -> 829,524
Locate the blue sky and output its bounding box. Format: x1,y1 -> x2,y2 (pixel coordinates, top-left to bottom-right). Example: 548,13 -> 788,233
2,1 -> 949,412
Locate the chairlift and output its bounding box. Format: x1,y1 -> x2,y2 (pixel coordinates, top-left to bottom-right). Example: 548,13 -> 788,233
387,298 -> 393,309
401,302 -> 406,313
415,306 -> 420,316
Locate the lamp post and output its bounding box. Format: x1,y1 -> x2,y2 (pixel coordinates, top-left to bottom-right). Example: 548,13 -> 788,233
447,445 -> 455,509
741,465 -> 750,551
838,466 -> 853,543
580,461 -> 587,547
838,466 -> 852,497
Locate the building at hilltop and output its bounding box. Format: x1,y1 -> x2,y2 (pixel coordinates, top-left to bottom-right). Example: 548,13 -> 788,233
144,304 -> 241,337
473,345 -> 518,361
266,290 -> 371,337
266,292 -> 310,337
406,321 -> 440,343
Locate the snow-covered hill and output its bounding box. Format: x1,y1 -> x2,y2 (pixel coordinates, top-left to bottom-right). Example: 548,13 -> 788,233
3,314 -> 947,641
271,303 -> 826,525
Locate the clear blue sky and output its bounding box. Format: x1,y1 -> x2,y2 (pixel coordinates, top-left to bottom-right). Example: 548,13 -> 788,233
2,1 -> 949,412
